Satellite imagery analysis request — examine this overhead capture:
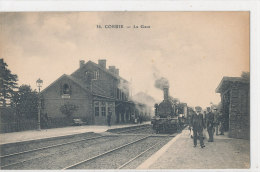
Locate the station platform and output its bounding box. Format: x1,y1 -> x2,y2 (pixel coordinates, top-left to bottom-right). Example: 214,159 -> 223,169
137,128 -> 250,169
0,122 -> 149,145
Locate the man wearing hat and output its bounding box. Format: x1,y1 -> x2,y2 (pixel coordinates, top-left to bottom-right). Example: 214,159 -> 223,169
190,106 -> 205,148
206,107 -> 215,142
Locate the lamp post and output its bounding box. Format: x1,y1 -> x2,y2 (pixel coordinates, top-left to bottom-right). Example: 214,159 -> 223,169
36,78 -> 43,131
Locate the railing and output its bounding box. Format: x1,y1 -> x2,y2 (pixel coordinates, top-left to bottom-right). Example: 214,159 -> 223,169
0,120 -> 38,133
0,118 -> 74,133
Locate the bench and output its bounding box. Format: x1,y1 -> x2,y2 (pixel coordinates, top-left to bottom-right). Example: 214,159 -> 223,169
72,119 -> 87,126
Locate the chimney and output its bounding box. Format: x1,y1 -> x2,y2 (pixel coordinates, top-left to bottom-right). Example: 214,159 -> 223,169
115,68 -> 119,75
163,86 -> 169,101
109,66 -> 116,74
80,60 -> 85,68
98,59 -> 106,68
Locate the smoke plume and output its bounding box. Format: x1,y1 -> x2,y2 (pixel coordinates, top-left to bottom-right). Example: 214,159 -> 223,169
154,77 -> 169,90
152,66 -> 169,90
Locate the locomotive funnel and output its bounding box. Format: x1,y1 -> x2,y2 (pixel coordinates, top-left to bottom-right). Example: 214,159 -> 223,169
163,86 -> 169,100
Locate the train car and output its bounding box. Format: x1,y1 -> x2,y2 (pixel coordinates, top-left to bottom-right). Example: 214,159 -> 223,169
151,86 -> 182,133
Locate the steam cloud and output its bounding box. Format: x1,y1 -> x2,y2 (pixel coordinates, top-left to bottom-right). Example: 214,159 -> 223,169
118,79 -> 129,94
152,66 -> 169,90
154,77 -> 169,90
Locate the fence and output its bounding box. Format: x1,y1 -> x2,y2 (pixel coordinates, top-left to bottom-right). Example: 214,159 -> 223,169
0,117 -> 82,133
0,120 -> 38,133
45,117 -> 73,129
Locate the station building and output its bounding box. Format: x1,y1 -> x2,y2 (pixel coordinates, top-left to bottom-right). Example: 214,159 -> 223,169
41,59 -> 149,125
216,76 -> 250,139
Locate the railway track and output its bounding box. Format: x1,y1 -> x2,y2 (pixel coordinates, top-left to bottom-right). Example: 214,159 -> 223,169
62,135 -> 151,169
62,135 -> 172,169
0,135 -> 105,159
1,125 -> 151,158
0,134 -> 115,169
0,125 -> 149,169
117,140 -> 162,169
0,124 -> 175,169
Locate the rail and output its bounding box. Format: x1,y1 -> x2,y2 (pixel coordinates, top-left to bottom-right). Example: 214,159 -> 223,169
0,135 -> 108,169
1,125 -> 161,169
117,141 -> 162,169
62,135 -> 151,170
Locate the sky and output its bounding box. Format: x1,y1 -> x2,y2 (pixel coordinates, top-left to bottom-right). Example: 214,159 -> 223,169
0,12 -> 250,108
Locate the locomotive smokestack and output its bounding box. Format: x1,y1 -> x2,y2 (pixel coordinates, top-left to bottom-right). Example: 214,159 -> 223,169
163,86 -> 169,101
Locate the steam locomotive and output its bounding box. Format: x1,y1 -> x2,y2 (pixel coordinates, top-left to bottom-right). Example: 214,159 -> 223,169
151,86 -> 187,133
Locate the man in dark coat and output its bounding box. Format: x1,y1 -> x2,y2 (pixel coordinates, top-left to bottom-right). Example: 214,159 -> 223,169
213,108 -> 220,136
107,112 -> 112,127
191,106 -> 205,148
206,107 -> 215,142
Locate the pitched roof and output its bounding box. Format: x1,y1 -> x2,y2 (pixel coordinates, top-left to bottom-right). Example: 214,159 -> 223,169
40,74 -> 90,94
71,60 -> 128,82
215,76 -> 249,93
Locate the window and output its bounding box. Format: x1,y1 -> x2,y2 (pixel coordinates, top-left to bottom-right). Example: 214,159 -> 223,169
94,71 -> 100,79
101,102 -> 106,116
101,107 -> 106,116
63,84 -> 70,94
95,107 -> 99,116
94,101 -> 99,116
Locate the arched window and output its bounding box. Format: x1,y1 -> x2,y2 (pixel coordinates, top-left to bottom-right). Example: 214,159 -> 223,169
63,84 -> 70,94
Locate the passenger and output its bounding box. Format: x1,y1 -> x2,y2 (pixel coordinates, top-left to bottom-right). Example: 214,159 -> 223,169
206,107 -> 215,142
219,111 -> 225,135
213,108 -> 220,136
107,113 -> 112,127
139,115 -> 143,124
190,106 -> 205,148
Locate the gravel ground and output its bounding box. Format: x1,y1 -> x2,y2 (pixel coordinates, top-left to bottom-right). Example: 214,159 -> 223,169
121,136 -> 172,169
2,135 -> 145,169
0,132 -> 98,156
73,136 -> 172,169
1,134 -> 115,168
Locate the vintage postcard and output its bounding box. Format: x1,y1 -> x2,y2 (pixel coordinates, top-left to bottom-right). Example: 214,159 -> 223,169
0,11 -> 252,170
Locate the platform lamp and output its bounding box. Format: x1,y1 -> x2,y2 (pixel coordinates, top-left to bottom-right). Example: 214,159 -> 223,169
36,78 -> 43,131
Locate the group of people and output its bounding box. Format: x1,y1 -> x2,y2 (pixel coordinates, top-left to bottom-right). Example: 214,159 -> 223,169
189,106 -> 225,148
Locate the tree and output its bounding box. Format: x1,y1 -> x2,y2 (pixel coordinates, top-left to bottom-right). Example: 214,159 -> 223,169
60,102 -> 78,118
0,58 -> 18,107
11,85 -> 39,119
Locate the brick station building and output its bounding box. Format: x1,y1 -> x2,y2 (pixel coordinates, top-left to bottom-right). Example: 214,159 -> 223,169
216,76 -> 250,139
41,59 -> 149,126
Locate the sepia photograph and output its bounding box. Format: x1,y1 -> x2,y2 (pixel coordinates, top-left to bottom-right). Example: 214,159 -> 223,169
0,9 -> 254,170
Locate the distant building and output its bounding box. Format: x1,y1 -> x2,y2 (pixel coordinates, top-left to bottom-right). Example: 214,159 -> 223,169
216,76 -> 250,139
41,59 -> 147,125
